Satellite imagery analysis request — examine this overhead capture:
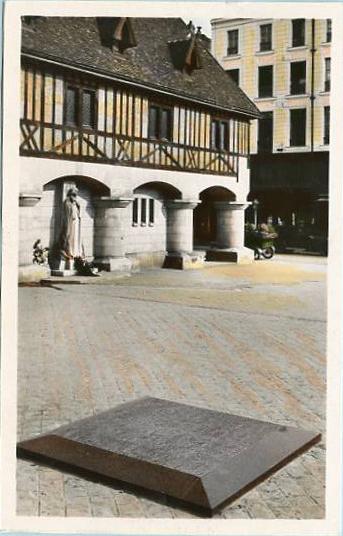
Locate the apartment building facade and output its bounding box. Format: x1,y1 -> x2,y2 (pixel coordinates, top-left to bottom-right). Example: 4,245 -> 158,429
211,18 -> 330,231
19,17 -> 260,280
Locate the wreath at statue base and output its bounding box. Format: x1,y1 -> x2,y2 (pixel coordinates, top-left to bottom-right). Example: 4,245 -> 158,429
73,256 -> 100,277
46,245 -> 101,277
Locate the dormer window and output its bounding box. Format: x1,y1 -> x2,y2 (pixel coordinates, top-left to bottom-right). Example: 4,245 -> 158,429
168,24 -> 203,74
97,17 -> 137,52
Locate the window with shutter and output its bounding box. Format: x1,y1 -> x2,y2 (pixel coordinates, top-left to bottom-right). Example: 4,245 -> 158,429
160,108 -> 170,140
211,120 -> 217,149
211,119 -> 229,151
82,89 -> 96,128
64,84 -> 96,130
220,121 -> 228,151
148,106 -> 158,138
148,105 -> 172,141
65,86 -> 78,126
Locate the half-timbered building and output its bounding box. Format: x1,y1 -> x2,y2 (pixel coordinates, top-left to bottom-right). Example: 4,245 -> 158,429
19,16 -> 260,278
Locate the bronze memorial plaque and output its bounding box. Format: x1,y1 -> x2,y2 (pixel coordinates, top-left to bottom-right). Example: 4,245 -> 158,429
17,397 -> 321,513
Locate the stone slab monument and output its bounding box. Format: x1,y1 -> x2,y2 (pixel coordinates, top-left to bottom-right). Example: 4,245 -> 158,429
17,397 -> 321,514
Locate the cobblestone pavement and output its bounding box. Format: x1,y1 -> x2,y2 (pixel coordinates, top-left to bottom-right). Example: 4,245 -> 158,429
17,255 -> 326,519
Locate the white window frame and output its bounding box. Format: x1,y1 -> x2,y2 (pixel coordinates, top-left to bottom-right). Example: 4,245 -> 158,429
226,27 -> 240,57
289,60 -> 307,96
290,18 -> 306,49
132,196 -> 155,227
288,106 -> 309,149
324,57 -> 331,93
258,21 -> 273,53
257,64 -> 274,99
323,105 -> 330,146
325,19 -> 332,43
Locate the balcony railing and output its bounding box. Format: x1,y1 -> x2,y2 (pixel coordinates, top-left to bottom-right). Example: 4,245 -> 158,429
20,118 -> 250,177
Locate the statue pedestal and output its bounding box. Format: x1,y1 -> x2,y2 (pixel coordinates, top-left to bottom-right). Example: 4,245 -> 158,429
50,258 -> 77,277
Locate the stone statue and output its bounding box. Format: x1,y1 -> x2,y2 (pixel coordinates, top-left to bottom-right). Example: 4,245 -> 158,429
58,186 -> 82,260
49,184 -> 99,276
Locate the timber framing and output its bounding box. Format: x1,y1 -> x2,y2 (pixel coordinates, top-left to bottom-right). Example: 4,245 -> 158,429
20,17 -> 258,177
20,61 -> 250,176
22,53 -> 260,120
20,118 -> 242,176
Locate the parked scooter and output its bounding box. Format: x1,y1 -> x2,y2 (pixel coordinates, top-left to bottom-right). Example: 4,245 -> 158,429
245,223 -> 278,260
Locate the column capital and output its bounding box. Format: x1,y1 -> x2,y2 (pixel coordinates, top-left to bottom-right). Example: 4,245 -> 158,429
94,197 -> 133,209
19,192 -> 42,207
166,199 -> 200,211
214,201 -> 250,211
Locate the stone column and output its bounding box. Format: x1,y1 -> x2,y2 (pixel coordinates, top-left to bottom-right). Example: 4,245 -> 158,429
93,197 -> 133,272
207,201 -> 254,264
164,199 -> 205,269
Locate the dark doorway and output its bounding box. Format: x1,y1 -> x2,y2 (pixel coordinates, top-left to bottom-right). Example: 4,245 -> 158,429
194,186 -> 235,247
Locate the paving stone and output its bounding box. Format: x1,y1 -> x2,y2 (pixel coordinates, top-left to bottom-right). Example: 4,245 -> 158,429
246,500 -> 276,519
90,496 -> 118,517
17,256 -> 326,518
65,496 -> 92,517
140,498 -> 174,518
114,493 -> 145,517
17,497 -> 40,516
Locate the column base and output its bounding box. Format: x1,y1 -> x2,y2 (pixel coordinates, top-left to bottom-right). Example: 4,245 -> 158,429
50,258 -> 77,277
18,264 -> 50,284
163,251 -> 206,270
94,257 -> 132,273
50,269 -> 78,277
206,247 -> 254,264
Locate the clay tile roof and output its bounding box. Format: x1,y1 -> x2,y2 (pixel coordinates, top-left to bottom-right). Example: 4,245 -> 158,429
21,16 -> 260,118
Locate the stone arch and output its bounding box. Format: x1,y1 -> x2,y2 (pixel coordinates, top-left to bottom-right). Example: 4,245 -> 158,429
198,186 -> 236,202
133,181 -> 182,199
43,175 -> 110,196
125,181 -> 181,265
41,175 -> 110,259
194,186 -> 236,245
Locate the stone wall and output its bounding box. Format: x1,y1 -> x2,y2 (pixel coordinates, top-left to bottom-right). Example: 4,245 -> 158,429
19,155 -> 252,276
125,188 -> 167,255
